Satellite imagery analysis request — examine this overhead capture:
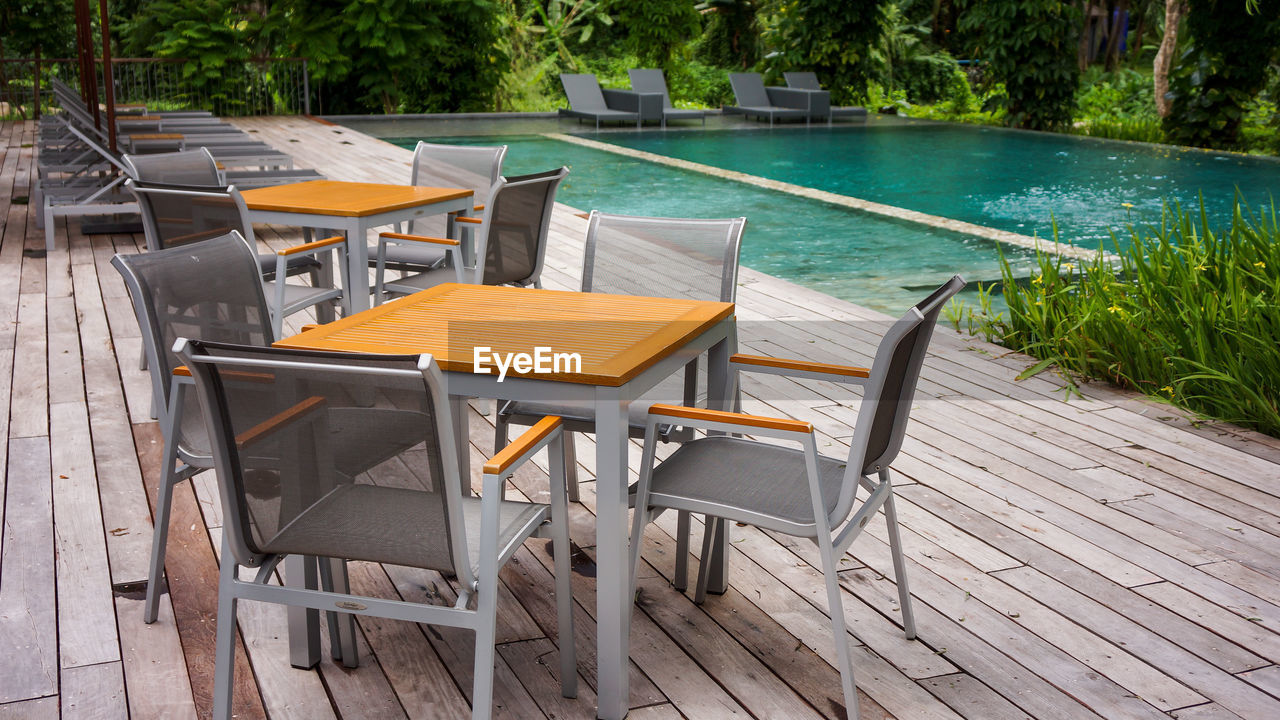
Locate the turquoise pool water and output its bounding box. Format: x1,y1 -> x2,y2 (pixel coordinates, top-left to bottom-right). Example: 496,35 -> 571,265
598,123 -> 1280,249
391,135 -> 1038,313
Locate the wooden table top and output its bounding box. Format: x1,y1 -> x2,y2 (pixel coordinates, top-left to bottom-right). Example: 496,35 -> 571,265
275,284 -> 734,386
240,180 -> 473,218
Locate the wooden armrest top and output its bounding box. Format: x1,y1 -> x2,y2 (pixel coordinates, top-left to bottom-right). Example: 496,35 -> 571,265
278,235 -> 345,256
379,232 -> 459,246
731,354 -> 870,379
483,415 -> 562,475
454,216 -> 483,225
236,396 -> 326,450
172,365 -> 275,383
648,403 -> 812,434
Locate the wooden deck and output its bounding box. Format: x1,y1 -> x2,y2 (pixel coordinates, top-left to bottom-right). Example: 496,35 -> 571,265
3,115 -> 1280,719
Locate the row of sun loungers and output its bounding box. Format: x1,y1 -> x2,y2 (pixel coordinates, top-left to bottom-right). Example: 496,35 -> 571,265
36,79 -> 323,251
559,70 -> 866,129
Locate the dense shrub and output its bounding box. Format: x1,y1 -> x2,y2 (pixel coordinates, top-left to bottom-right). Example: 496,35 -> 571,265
959,0 -> 1081,131
1164,0 -> 1280,149
615,0 -> 700,70
763,0 -> 889,105
951,200 -> 1280,437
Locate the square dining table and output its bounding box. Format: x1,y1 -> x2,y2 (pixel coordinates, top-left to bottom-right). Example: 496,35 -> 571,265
241,180 -> 474,314
276,282 -> 737,719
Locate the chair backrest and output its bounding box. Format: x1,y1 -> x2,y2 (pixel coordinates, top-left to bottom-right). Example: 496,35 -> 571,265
473,167 -> 569,287
111,232 -> 274,460
783,72 -> 822,91
177,340 -> 472,584
560,73 -> 608,111
728,73 -> 771,107
408,141 -> 506,236
582,212 -> 746,303
628,69 -> 674,108
123,148 -> 222,185
126,179 -> 254,253
841,276 -> 967,506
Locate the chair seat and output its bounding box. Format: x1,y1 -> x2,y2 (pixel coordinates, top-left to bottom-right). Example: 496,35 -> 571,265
645,436 -> 847,532
502,373 -> 693,431
257,252 -> 322,279
265,483 -> 548,573
367,242 -> 449,270
662,108 -> 706,120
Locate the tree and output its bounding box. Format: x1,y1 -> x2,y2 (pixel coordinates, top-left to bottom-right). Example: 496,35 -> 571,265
1153,0 -> 1184,118
616,0 -> 701,70
959,0 -> 1082,130
697,0 -> 761,69
764,0 -> 889,104
1163,0 -> 1280,148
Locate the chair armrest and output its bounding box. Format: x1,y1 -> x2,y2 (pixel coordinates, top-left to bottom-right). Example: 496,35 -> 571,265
601,88 -> 641,113
236,395 -> 326,450
453,216 -> 483,225
649,403 -> 812,435
730,353 -> 869,384
277,234 -> 345,256
378,231 -> 459,246
172,365 -> 275,383
484,416 -> 563,476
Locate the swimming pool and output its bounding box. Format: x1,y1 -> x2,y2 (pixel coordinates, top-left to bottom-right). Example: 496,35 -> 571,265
389,134 -> 1040,313
598,122 -> 1280,248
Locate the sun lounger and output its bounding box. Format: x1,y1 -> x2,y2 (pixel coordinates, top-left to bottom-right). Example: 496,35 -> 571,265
627,69 -> 706,127
725,73 -> 813,126
558,73 -> 662,129
783,72 -> 868,119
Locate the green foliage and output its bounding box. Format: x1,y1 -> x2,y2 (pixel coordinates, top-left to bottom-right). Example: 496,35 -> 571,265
0,0 -> 75,57
1164,0 -> 1280,150
696,0 -> 760,69
763,0 -> 889,104
952,200 -> 1280,437
1072,66 -> 1164,143
958,0 -> 1080,131
615,0 -> 700,70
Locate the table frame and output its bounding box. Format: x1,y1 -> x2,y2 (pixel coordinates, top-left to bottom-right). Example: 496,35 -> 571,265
247,194 -> 473,315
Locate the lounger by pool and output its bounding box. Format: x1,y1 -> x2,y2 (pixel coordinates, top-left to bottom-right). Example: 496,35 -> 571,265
627,69 -> 706,127
724,73 -> 812,126
558,73 -> 662,129
784,72 -> 868,119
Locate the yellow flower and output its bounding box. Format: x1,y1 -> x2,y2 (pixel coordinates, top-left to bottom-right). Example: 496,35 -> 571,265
1255,261 -> 1267,269
1161,385 -> 1175,397
1032,275 -> 1043,285
1063,263 -> 1075,272
1121,202 -> 1135,210
1108,304 -> 1123,314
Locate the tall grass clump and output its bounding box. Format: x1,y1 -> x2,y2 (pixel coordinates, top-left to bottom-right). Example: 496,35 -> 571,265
952,199 -> 1280,437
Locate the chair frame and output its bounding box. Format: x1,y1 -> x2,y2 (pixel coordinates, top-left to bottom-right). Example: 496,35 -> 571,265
627,69 -> 707,127
125,179 -> 348,339
175,341 -> 577,720
557,73 -> 662,129
725,72 -> 821,127
493,210 -> 746,510
627,276 -> 966,720
375,167 -> 569,301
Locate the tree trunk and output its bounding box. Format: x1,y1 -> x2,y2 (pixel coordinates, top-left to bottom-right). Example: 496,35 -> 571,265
1154,0 -> 1185,117
1079,1 -> 1094,72
1104,0 -> 1130,70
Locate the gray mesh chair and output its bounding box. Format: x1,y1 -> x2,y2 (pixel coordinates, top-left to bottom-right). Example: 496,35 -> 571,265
558,73 -> 660,129
112,232 -> 275,625
627,275 -> 966,720
375,167 -> 569,300
370,140 -> 507,288
126,178 -> 347,338
176,339 -> 576,720
783,72 -> 868,119
123,149 -> 325,278
494,211 -> 745,513
628,69 -> 706,127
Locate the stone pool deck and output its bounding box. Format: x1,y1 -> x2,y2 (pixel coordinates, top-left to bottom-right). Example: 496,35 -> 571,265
2,115 -> 1280,719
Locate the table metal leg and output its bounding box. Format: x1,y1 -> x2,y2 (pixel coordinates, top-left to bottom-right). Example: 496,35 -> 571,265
451,394 -> 472,495
594,391 -> 630,720
286,554 -> 321,668
344,220 -> 371,315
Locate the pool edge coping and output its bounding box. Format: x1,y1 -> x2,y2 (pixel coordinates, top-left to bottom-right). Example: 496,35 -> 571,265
546,132 -> 1110,263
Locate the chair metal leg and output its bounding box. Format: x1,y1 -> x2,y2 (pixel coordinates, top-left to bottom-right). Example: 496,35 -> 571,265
693,516 -> 722,605
548,434 -> 579,699
562,430 -> 580,503
673,511 -> 691,591
212,535 -> 239,720
145,390 -> 186,624
881,470 -> 917,640
818,532 -> 860,720
318,557 -> 359,667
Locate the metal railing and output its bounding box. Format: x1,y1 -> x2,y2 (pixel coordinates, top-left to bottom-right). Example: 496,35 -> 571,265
1,57 -> 311,118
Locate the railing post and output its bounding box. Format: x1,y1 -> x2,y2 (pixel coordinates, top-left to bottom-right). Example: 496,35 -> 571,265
302,59 -> 311,116
34,50 -> 42,120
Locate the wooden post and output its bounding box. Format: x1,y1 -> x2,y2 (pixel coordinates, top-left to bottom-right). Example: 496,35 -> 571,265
98,0 -> 117,153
